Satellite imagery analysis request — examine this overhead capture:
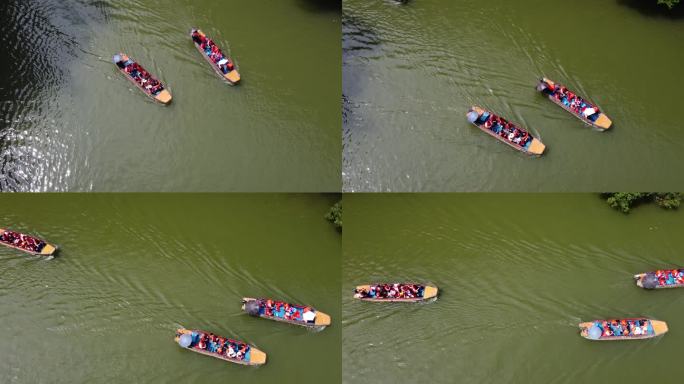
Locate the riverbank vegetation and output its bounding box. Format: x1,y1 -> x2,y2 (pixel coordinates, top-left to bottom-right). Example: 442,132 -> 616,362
325,200 -> 342,230
601,193 -> 682,213
658,0 -> 680,8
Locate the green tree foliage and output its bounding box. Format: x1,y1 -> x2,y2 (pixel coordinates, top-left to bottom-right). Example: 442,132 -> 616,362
325,200 -> 342,230
602,193 -> 681,213
658,0 -> 680,8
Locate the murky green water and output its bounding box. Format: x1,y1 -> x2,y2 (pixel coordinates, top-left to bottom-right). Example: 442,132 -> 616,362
0,194 -> 341,382
0,0 -> 340,191
343,0 -> 684,192
343,194 -> 684,383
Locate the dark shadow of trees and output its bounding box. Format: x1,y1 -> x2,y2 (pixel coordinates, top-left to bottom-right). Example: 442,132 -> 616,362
617,0 -> 684,19
298,0 -> 340,13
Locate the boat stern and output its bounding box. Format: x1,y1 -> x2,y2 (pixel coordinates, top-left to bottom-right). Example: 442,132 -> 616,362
578,322 -> 593,338
174,328 -> 190,344
468,105 -> 485,116
526,138 -> 546,156
224,69 -> 241,84
634,274 -> 645,288
423,286 -> 439,300
651,320 -> 669,336
353,285 -> 371,299
155,90 -> 173,104
248,347 -> 267,365
314,311 -> 332,326
40,244 -> 57,256
594,113 -> 612,130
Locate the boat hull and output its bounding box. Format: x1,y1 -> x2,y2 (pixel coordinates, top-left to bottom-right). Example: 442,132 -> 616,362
354,284 -> 438,302
467,106 -> 545,156
241,298 -> 331,327
539,78 -> 611,130
579,319 -> 668,341
191,29 -> 240,85
113,53 -> 172,105
634,272 -> 684,289
174,328 -> 266,366
0,228 -> 57,257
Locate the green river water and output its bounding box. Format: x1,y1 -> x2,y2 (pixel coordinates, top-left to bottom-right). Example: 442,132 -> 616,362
343,194 -> 684,383
343,0 -> 684,192
0,194 -> 341,383
1,0 -> 340,192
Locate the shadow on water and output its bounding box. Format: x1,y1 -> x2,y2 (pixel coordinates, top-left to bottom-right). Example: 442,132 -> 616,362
617,0 -> 684,18
298,0 -> 341,13
0,0 -> 106,191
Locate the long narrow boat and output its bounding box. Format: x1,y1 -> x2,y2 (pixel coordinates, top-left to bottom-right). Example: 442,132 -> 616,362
466,106 -> 546,156
579,318 -> 668,341
190,28 -> 240,85
112,53 -> 172,104
634,269 -> 684,289
242,298 -> 331,328
174,328 -> 266,366
0,228 -> 57,257
353,283 -> 438,302
536,78 -> 612,130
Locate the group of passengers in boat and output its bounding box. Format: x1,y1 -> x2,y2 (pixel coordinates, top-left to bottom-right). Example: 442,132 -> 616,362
355,284 -> 425,299
654,269 -> 684,286
474,111 -> 531,148
189,331 -> 250,361
115,57 -> 164,96
0,230 -> 46,253
540,80 -> 602,122
191,29 -> 235,75
260,299 -> 313,322
593,319 -> 652,337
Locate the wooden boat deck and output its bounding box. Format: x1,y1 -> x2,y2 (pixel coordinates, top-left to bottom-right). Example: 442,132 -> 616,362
539,78 -> 612,130
467,106 -> 545,156
174,328 -> 266,366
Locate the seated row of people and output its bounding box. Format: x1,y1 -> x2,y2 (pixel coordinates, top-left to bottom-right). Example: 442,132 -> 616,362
261,299 -> 309,321
0,230 -> 46,252
115,57 -> 164,95
476,111 -> 531,147
355,284 -> 425,299
541,81 -> 601,122
595,319 -> 651,337
191,30 -> 235,75
654,269 -> 684,286
194,332 -> 250,360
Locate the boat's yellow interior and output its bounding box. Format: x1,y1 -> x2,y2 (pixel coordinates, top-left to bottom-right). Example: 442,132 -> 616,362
225,70 -> 240,84
527,139 -> 546,156
423,286 -> 439,299
155,90 -> 173,104
594,114 -> 612,130
249,348 -> 267,365
314,311 -> 331,326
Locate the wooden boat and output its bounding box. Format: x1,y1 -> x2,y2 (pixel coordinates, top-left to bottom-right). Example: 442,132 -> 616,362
466,106 -> 545,156
174,328 -> 266,366
579,318 -> 668,341
634,269 -> 684,289
242,298 -> 331,327
0,228 -> 57,257
537,78 -> 612,130
112,53 -> 172,104
190,28 -> 240,85
353,283 -> 438,302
